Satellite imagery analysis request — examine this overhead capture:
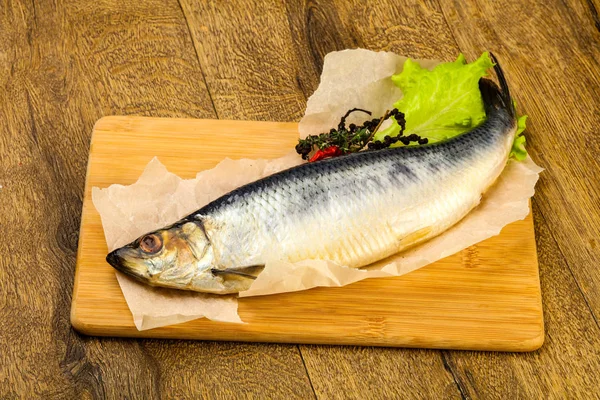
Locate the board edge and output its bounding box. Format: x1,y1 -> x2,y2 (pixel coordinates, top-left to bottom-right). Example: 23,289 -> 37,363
70,117 -> 545,352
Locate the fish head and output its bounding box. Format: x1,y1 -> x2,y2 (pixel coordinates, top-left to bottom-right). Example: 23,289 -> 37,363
105,220 -> 262,294
106,221 -> 213,290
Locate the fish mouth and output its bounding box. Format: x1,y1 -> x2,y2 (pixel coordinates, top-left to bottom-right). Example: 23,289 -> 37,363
106,249 -> 150,280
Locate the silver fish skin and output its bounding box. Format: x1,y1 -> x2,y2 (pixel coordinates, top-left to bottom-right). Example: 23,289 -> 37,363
107,58 -> 517,294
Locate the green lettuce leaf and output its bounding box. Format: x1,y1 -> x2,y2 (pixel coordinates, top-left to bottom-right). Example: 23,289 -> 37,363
375,52 -> 493,142
510,113 -> 528,161
375,52 -> 528,160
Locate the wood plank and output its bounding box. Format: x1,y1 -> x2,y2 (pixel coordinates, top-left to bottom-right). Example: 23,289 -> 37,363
181,1 -> 600,398
179,0 -> 308,121
180,1 -> 468,396
438,0 -> 600,323
0,1 -> 312,398
434,0 -> 600,397
301,346 -> 462,399
327,0 -> 459,58
3,0 -> 596,396
283,0 -> 360,97
72,115 -> 542,352
441,202 -> 600,398
281,0 -> 468,396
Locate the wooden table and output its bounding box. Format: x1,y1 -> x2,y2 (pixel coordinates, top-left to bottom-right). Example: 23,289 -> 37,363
1,0 -> 599,398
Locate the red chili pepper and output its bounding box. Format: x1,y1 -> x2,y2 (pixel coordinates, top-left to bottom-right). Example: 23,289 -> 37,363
309,145 -> 342,162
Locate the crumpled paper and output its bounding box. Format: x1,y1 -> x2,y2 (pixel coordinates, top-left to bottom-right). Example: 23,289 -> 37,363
92,49 -> 542,330
115,273 -> 242,330
240,156 -> 542,297
92,152 -> 302,330
299,49 -> 438,139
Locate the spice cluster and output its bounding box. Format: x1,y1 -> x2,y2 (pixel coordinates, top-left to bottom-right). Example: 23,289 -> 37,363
295,108 -> 428,162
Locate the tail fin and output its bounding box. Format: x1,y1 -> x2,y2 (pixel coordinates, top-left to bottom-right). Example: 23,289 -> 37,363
479,53 -> 515,118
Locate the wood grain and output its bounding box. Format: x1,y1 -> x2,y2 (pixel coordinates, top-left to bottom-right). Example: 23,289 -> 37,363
301,346 -> 462,399
279,2 -> 471,397
72,116 -> 543,352
438,0 -> 600,322
435,0 -> 600,397
2,0 -> 600,397
0,1 -> 312,398
441,202 -> 600,398
180,2 -> 472,397
180,0 -> 309,121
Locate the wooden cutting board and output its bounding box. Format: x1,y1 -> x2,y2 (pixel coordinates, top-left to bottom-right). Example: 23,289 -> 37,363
71,116 -> 544,351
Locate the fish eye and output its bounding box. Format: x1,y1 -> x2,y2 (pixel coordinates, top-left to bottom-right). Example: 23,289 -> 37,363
139,234 -> 163,254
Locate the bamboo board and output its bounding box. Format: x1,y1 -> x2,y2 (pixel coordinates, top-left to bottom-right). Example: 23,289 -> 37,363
71,116 -> 544,351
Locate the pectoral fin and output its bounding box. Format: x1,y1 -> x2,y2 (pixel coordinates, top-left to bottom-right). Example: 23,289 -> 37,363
211,265 -> 265,280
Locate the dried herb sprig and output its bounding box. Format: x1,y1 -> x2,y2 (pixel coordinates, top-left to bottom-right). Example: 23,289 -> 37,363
296,108 -> 427,161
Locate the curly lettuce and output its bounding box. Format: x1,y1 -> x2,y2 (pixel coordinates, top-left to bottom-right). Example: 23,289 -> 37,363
375,52 -> 528,160
511,113 -> 528,161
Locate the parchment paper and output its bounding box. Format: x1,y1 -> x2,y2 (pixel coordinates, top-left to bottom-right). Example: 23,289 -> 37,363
298,49 -> 438,139
92,153 -> 301,330
92,49 -> 542,330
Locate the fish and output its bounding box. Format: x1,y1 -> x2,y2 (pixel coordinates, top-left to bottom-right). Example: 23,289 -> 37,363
106,56 -> 517,294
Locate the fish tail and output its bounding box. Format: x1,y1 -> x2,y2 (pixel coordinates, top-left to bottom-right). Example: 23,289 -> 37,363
479,53 -> 516,118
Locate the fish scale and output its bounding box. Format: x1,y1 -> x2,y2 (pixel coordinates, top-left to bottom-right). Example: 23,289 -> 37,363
202,78 -> 516,273
107,60 -> 519,294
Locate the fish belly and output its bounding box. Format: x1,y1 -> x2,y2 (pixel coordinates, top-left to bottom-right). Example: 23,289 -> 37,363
209,121 -> 515,269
